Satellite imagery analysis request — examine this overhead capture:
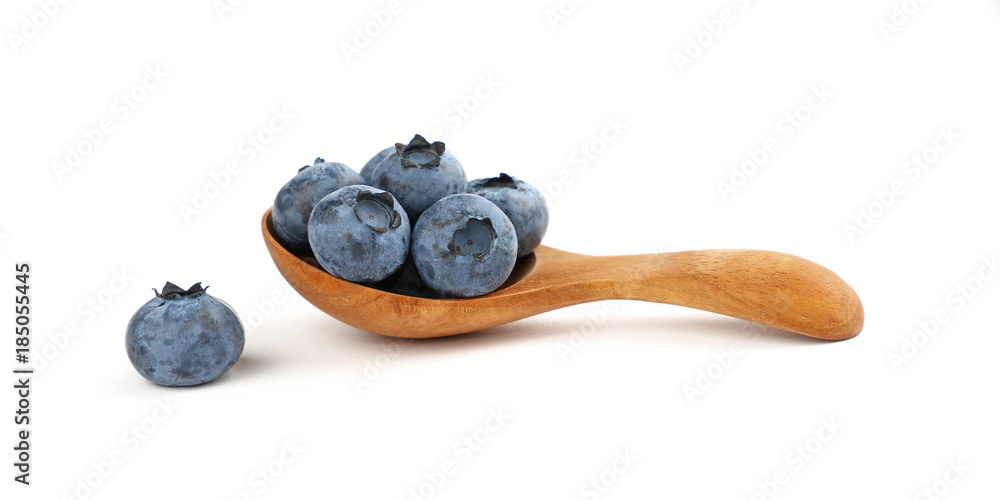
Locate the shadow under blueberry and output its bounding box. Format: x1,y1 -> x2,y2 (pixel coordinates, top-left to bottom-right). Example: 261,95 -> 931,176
223,352 -> 273,380
141,354 -> 271,388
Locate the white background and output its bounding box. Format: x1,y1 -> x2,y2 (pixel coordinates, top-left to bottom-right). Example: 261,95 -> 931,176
2,0 -> 999,498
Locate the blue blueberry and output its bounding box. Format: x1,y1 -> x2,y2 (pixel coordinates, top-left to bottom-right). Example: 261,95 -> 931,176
412,194 -> 517,298
272,158 -> 365,254
308,185 -> 410,283
371,135 -> 467,222
126,283 -> 245,387
360,146 -> 395,185
467,173 -> 549,257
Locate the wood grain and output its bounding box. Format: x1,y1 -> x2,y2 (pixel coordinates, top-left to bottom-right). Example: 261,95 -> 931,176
263,208 -> 864,340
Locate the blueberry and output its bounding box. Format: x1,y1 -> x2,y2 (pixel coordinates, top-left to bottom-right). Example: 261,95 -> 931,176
467,173 -> 549,257
126,283 -> 245,387
308,185 -> 410,283
272,158 -> 365,254
360,146 -> 395,185
371,135 -> 467,222
412,194 -> 517,298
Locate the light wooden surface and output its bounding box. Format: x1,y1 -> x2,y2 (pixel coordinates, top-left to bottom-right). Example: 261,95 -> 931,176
263,208 -> 864,340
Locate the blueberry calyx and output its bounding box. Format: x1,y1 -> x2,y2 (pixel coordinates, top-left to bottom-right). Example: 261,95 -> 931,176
448,217 -> 497,260
154,282 -> 208,299
298,157 -> 326,173
473,173 -> 518,190
394,135 -> 446,168
354,190 -> 402,234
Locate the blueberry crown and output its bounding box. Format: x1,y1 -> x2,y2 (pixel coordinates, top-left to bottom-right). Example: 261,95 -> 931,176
473,173 -> 518,189
354,190 -> 403,234
154,282 -> 208,299
298,157 -> 325,173
448,217 -> 497,261
395,135 -> 446,168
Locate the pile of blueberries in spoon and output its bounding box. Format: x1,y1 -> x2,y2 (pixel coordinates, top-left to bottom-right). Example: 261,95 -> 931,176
271,134 -> 550,298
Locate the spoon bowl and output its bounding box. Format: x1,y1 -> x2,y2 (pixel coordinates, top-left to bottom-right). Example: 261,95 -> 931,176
262,208 -> 864,340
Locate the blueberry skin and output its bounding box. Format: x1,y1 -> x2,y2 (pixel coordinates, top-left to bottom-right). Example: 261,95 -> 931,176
467,173 -> 549,257
412,194 -> 517,298
125,283 -> 244,387
308,185 -> 410,284
360,147 -> 395,185
272,158 -> 365,254
372,135 -> 467,222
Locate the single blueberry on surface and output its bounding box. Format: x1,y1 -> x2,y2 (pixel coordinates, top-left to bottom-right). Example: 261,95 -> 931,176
412,194 -> 517,298
272,158 -> 365,254
360,146 -> 395,185
308,185 -> 410,283
125,283 -> 245,387
371,135 -> 467,222
467,173 -> 549,257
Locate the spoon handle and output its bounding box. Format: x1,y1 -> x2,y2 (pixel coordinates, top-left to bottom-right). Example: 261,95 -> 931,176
586,250 -> 864,340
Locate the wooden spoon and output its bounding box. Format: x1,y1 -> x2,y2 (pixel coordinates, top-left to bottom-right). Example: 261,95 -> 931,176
262,208 -> 863,340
